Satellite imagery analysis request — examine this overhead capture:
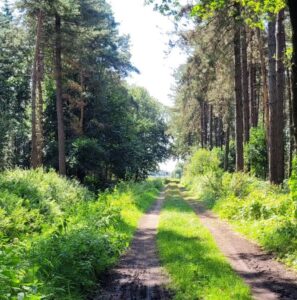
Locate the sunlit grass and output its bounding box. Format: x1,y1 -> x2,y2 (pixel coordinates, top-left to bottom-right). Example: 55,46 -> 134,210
157,183 -> 252,300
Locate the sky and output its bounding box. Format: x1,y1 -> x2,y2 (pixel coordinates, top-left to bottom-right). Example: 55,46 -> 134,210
108,0 -> 187,172
108,0 -> 187,108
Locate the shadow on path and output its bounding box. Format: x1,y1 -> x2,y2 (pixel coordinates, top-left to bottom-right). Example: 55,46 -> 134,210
96,191 -> 172,300
182,187 -> 297,300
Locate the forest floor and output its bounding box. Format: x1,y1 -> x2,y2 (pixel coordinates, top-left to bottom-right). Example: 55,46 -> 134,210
98,184 -> 297,300
98,190 -> 172,300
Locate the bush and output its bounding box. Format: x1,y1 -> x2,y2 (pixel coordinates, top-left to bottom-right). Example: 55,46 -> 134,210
0,169 -> 162,299
244,127 -> 267,179
183,149 -> 297,270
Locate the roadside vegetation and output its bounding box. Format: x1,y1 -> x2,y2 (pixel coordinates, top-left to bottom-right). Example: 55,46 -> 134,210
157,183 -> 252,300
0,168 -> 162,299
182,148 -> 297,270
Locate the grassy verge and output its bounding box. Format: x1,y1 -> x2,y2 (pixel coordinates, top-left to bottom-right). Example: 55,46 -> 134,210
0,169 -> 162,299
185,171 -> 297,270
157,183 -> 252,300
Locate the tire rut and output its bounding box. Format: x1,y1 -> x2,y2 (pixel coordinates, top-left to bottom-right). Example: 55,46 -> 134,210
97,191 -> 171,300
181,188 -> 297,300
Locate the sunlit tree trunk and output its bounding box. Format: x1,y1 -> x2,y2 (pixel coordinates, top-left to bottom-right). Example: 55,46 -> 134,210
234,4 -> 244,171
31,10 -> 44,168
224,125 -> 230,171
257,28 -> 269,137
241,25 -> 250,143
287,1 -> 297,152
268,17 -> 278,184
209,104 -> 213,149
55,13 -> 66,175
275,9 -> 285,183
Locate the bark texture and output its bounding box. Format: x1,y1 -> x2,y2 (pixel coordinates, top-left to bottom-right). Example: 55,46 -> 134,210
55,14 -> 66,175
234,5 -> 244,171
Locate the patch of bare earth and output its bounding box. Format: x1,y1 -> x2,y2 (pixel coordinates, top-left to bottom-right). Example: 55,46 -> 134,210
182,188 -> 297,300
97,191 -> 171,300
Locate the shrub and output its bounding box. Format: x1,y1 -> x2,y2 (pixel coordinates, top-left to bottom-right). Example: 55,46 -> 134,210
183,149 -> 297,269
244,127 -> 267,179
0,169 -> 162,299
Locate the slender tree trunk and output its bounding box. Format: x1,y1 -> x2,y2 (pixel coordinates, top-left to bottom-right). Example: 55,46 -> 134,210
257,28 -> 269,138
224,125 -> 230,171
55,14 -> 66,175
31,10 -> 44,169
287,1 -> 297,152
200,100 -> 204,148
209,104 -> 213,150
234,4 -> 244,171
37,57 -> 44,165
249,29 -> 258,127
288,67 -> 294,176
214,117 -> 218,147
204,102 -> 209,147
268,18 -> 278,184
275,9 -> 285,183
241,25 -> 250,142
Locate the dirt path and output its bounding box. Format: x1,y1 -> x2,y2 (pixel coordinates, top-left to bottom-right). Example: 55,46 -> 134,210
181,188 -> 297,300
98,191 -> 171,300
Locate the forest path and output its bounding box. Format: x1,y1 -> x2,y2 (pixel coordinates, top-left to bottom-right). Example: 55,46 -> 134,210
181,187 -> 297,300
98,190 -> 171,300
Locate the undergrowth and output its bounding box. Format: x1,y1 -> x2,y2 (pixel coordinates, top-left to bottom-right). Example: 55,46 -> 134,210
0,168 -> 162,299
183,148 -> 297,270
157,183 -> 252,300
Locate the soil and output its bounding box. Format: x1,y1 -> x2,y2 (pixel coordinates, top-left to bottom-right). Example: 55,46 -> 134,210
97,191 -> 171,300
181,188 -> 297,300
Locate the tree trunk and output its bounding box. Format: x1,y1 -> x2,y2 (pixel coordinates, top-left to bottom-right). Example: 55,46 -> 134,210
241,25 -> 250,142
287,0 -> 297,152
55,13 -> 66,175
31,10 -> 44,169
219,118 -> 224,149
204,102 -> 209,147
224,125 -> 230,171
234,4 -> 244,171
288,67 -> 294,176
257,28 -> 269,138
200,100 -> 204,148
249,29 -> 258,127
209,104 -> 213,150
268,18 -> 278,184
275,9 -> 285,183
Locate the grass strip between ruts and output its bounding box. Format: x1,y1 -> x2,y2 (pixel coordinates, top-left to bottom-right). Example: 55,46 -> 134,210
157,183 -> 252,300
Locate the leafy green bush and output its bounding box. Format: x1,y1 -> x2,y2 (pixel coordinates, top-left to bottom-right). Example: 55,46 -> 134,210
182,148 -> 223,207
0,169 -> 162,299
244,127 -> 267,179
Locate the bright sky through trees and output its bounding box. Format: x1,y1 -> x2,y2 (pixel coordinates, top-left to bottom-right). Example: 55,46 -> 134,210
108,0 -> 186,172
108,0 -> 187,108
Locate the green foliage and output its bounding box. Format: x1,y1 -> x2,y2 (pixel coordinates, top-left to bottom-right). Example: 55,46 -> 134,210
157,183 -> 252,299
0,169 -> 162,299
244,127 -> 267,179
289,155 -> 297,205
183,148 -> 221,178
183,149 -> 297,269
0,9 -> 31,170
182,148 -> 223,207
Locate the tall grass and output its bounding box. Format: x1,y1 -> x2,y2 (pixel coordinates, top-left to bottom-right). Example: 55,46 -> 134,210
0,169 -> 162,299
183,149 -> 297,270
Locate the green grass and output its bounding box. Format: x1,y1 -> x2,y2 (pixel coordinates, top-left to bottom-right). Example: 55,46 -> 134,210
185,170 -> 297,271
0,169 -> 163,299
157,183 -> 252,300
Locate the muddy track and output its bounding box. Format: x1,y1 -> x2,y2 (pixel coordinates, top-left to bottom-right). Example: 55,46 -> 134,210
181,188 -> 297,300
97,191 -> 171,300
